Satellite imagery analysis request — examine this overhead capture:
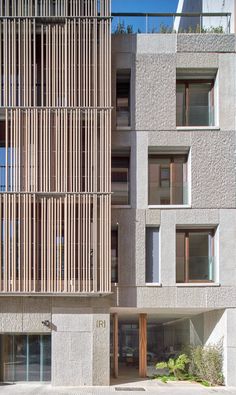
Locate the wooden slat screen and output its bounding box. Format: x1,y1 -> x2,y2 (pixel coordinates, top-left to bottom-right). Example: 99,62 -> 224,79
0,0 -> 111,294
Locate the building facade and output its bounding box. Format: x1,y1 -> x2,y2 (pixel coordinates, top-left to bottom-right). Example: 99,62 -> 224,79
0,0 -> 236,388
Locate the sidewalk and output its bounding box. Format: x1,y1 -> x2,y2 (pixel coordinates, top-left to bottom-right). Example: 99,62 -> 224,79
0,380 -> 236,395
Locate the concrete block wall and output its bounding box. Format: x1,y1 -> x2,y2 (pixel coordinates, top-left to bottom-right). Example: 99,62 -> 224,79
111,33 -> 236,313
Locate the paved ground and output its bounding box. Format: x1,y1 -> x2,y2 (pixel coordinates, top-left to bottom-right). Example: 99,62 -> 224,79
0,380 -> 236,395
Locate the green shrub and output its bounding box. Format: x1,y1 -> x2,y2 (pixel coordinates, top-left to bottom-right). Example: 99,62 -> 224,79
156,354 -> 190,380
188,342 -> 224,386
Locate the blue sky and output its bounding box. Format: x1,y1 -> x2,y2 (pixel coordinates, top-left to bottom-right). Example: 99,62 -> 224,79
111,0 -> 179,33
112,0 -> 179,13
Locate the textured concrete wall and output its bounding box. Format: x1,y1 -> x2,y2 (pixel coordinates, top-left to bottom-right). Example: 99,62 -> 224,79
0,297 -> 110,386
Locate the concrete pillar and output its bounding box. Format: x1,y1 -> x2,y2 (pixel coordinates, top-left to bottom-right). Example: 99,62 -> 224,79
203,309 -> 236,387
225,308 -> 236,386
51,306 -> 110,386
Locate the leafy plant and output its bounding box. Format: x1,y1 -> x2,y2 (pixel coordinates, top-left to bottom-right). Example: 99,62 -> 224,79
188,342 -> 224,386
113,21 -> 134,35
156,354 -> 190,380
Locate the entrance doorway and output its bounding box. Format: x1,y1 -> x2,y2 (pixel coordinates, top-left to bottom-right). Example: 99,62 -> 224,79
111,312 -> 192,380
111,314 -> 147,380
0,334 -> 51,382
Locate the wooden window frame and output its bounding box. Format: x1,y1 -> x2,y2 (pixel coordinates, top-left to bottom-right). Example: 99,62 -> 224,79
176,79 -> 215,127
148,154 -> 188,206
176,228 -> 215,283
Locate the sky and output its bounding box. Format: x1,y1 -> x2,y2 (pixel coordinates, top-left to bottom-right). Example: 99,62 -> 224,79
111,0 -> 179,13
111,0 -> 180,33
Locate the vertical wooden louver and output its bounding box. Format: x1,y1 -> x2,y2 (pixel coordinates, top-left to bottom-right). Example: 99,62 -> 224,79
0,0 -> 111,293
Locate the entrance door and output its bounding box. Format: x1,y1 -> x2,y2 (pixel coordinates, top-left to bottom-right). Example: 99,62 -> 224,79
0,334 -> 51,382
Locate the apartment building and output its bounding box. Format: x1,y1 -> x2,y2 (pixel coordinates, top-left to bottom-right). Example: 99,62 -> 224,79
0,0 -> 236,388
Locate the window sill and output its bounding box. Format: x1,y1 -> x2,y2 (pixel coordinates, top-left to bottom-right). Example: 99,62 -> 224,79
116,126 -> 131,131
176,283 -> 220,287
145,283 -> 162,287
112,205 -> 131,209
148,205 -> 191,209
176,126 -> 220,131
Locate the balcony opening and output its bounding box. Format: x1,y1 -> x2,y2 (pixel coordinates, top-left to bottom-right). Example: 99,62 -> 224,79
111,227 -> 118,283
176,228 -> 216,283
148,152 -> 189,206
116,70 -> 131,128
112,152 -> 130,206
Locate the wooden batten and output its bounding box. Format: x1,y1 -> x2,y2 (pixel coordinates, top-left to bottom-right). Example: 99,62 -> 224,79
0,0 -> 111,294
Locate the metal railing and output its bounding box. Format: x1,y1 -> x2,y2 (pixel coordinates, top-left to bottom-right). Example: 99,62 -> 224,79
111,12 -> 232,34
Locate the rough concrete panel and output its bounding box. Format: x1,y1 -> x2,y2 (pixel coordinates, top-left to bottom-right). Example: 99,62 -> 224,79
0,297 -> 23,332
135,210 -> 146,286
135,54 -> 176,131
136,34 -> 176,53
113,286 -> 236,309
52,331 -> 92,386
203,309 -> 226,344
52,309 -> 93,332
219,210 -> 236,286
136,133 -> 148,209
191,131 -> 236,208
160,211 -> 176,286
226,309 -> 236,386
176,209 -> 219,224
146,210 -> 161,225
148,130 -> 191,147
23,297 -> 51,333
226,308 -> 236,348
176,52 -> 219,68
219,54 -> 236,131
177,34 -> 236,53
92,313 -> 110,386
226,347 -> 236,386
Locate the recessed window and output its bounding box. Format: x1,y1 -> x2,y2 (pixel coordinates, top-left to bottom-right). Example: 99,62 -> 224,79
148,154 -> 188,205
146,227 -> 159,283
111,154 -> 130,205
111,228 -> 118,283
177,80 -> 214,126
116,70 -> 131,128
176,229 -> 215,283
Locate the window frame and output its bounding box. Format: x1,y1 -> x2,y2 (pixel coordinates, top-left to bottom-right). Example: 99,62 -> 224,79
145,227 -> 160,285
176,79 -> 215,127
148,153 -> 189,206
176,228 -> 215,284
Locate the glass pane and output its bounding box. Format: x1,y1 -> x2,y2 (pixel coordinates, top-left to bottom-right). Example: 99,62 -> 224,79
111,229 -> 118,283
28,335 -> 40,381
119,323 -> 139,369
111,156 -> 129,205
188,83 -> 213,126
176,84 -> 185,126
149,156 -> 187,205
189,232 -> 213,281
0,335 -> 51,383
147,322 -> 160,368
176,232 -> 185,283
42,336 -> 51,381
14,335 -> 27,381
146,228 -> 159,283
